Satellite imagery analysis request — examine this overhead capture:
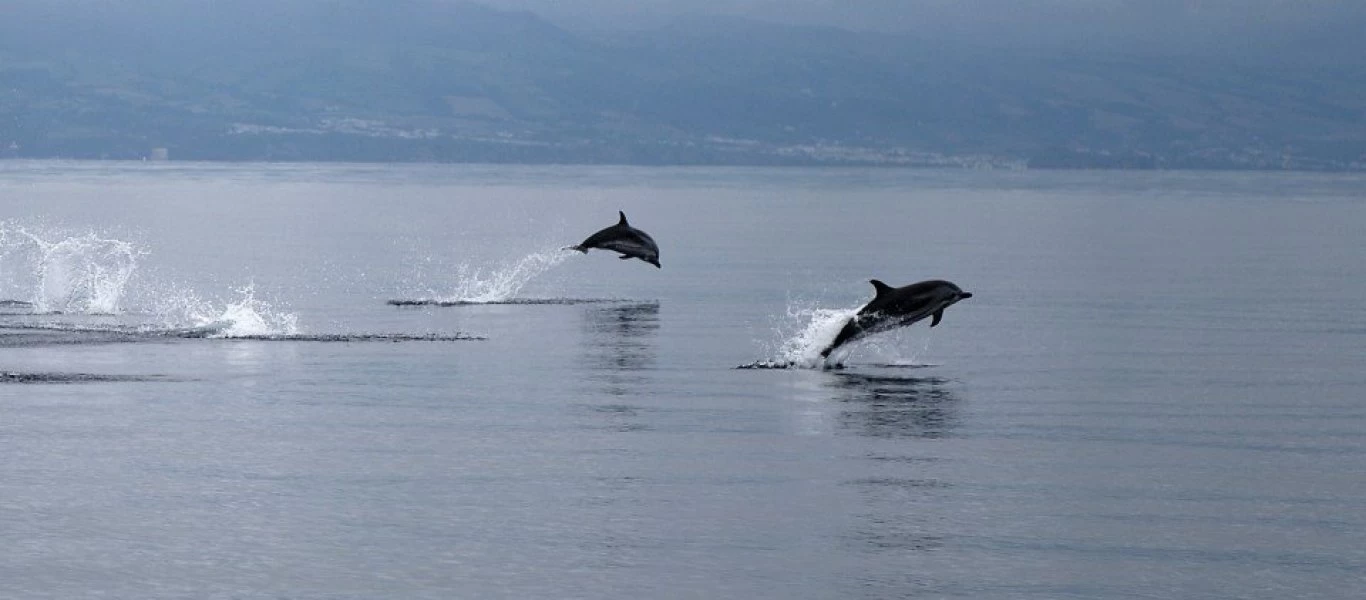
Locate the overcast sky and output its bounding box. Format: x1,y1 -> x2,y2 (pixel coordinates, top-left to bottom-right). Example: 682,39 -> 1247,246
9,0 -> 1363,61
479,0 -> 1363,32
476,0 -> 1365,56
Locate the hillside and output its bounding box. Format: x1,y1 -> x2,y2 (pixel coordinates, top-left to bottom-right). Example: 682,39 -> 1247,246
2,0 -> 1364,169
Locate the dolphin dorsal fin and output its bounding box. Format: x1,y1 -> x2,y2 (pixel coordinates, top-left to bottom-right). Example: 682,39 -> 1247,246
618,211 -> 629,226
869,279 -> 893,298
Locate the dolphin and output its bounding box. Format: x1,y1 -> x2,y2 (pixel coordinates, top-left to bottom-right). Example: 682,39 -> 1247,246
820,279 -> 973,359
570,211 -> 661,268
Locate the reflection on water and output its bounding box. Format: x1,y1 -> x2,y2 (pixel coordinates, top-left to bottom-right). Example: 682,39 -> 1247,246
577,302 -> 661,430
566,291 -> 662,580
824,372 -> 962,565
843,472 -> 952,556
579,302 -> 660,377
583,403 -> 653,433
580,302 -> 660,373
829,373 -> 961,439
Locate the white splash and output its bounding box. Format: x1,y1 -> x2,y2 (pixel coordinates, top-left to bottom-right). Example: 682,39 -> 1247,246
434,248 -> 574,304
760,300 -> 941,368
770,302 -> 859,368
148,283 -> 299,338
212,286 -> 300,337
0,222 -> 302,337
4,227 -> 141,314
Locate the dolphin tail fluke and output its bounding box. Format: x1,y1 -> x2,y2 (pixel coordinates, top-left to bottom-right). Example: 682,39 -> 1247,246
820,318 -> 858,360
565,244 -> 589,254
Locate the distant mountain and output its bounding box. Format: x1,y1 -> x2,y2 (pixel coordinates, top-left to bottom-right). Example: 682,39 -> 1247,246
2,0 -> 1364,169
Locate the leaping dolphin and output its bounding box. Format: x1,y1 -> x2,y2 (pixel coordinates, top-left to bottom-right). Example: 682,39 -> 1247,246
820,279 -> 973,359
571,211 -> 661,268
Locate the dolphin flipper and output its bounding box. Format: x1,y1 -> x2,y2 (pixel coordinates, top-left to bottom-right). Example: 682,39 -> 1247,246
619,255 -> 632,259
931,309 -> 944,327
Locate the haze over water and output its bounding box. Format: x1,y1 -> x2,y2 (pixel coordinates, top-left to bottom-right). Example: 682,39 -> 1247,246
3,161 -> 1365,599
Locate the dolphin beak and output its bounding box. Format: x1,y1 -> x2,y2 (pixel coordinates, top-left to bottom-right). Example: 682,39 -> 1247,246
960,292 -> 973,299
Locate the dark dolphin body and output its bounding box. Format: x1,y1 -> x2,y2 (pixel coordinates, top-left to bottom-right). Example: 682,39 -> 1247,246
820,279 -> 973,359
571,211 -> 661,268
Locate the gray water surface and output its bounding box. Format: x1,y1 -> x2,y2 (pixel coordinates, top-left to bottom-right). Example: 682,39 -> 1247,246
3,162 -> 1365,599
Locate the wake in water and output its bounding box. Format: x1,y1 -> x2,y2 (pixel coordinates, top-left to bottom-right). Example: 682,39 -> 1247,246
0,299 -> 35,315
1,371 -> 172,384
738,301 -> 937,370
212,333 -> 485,342
0,321 -> 485,347
389,247 -> 622,306
389,297 -> 625,307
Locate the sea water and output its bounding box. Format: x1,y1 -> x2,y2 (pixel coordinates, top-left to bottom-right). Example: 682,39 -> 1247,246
3,162 -> 1365,599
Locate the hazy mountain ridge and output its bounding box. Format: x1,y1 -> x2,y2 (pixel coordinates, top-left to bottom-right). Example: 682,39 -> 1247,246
2,0 -> 1364,169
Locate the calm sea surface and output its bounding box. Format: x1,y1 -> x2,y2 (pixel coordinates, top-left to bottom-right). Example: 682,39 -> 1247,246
3,161 -> 1365,599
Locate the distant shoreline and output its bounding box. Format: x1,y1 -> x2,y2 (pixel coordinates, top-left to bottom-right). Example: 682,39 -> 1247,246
4,156 -> 1365,174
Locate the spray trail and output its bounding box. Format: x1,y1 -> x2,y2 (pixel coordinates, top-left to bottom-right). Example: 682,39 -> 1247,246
393,247 -> 578,305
